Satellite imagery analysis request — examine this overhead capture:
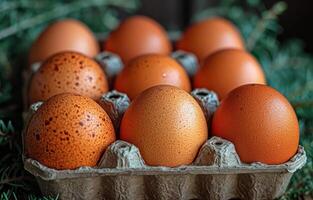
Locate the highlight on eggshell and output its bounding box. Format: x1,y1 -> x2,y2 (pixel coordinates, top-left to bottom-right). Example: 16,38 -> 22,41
28,51 -> 108,104
120,85 -> 208,167
177,17 -> 245,63
25,93 -> 116,170
114,54 -> 191,99
193,49 -> 266,99
29,19 -> 99,64
105,15 -> 172,64
212,84 -> 299,165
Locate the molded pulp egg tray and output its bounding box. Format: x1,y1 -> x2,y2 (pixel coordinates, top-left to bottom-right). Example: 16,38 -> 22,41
23,51 -> 307,200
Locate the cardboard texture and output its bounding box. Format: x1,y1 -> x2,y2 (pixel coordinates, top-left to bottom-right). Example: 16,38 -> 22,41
191,89 -> 219,126
95,51 -> 123,87
171,50 -> 199,76
24,138 -> 306,200
23,51 -> 307,200
99,90 -> 130,133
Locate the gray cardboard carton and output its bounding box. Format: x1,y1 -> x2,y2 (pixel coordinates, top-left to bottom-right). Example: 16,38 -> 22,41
23,52 -> 307,200
24,138 -> 306,200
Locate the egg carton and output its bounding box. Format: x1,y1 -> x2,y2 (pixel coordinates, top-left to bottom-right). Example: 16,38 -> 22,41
23,89 -> 307,200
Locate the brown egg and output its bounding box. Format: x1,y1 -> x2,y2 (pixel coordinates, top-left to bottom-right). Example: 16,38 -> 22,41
212,84 -> 299,164
105,16 -> 172,64
194,49 -> 266,99
120,85 -> 208,167
28,51 -> 108,104
177,17 -> 245,63
25,93 -> 116,170
114,54 -> 191,99
29,19 -> 99,64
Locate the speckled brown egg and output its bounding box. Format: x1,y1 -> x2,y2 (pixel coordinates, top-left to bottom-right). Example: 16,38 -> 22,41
177,17 -> 245,63
29,19 -> 99,64
28,51 -> 108,104
120,85 -> 208,167
105,15 -> 172,64
25,93 -> 116,170
114,54 -> 191,99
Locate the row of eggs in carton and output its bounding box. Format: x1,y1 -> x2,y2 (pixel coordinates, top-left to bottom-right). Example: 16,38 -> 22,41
24,15 -> 300,173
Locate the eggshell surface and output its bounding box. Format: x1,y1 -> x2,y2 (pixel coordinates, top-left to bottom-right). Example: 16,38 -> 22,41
29,19 -> 99,64
28,51 -> 108,104
105,16 -> 172,64
212,84 -> 299,164
120,85 -> 208,167
177,17 -> 245,63
194,49 -> 266,99
25,93 -> 116,170
114,54 -> 191,99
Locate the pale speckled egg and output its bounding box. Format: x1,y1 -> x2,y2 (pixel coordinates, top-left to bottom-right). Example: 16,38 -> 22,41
29,19 -> 99,64
25,93 -> 116,170
120,85 -> 208,167
177,17 -> 245,63
114,54 -> 191,99
105,16 -> 172,64
194,49 -> 266,99
28,51 -> 108,104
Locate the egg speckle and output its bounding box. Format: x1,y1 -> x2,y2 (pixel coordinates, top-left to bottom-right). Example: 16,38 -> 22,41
29,19 -> 99,64
115,54 -> 191,99
25,93 -> 116,170
28,51 -> 108,104
120,85 -> 208,167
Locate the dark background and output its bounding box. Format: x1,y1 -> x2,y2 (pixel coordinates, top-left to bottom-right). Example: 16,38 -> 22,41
137,0 -> 313,52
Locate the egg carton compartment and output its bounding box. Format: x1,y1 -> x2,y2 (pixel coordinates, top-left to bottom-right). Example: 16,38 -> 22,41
24,137 -> 306,200
23,89 -> 307,200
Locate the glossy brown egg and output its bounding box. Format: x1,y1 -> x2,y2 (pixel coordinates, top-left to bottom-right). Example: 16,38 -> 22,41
28,51 -> 108,104
177,17 -> 245,63
105,16 -> 172,64
120,85 -> 208,167
25,93 -> 116,170
114,54 -> 191,99
194,49 -> 266,99
29,19 -> 99,64
212,84 -> 299,164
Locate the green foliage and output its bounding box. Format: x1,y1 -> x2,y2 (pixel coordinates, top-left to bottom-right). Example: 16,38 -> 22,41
0,121 -> 14,146
281,129 -> 313,199
0,0 -> 313,199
